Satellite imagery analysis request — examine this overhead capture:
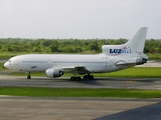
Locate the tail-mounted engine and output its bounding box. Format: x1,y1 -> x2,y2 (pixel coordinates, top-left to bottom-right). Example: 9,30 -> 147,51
136,57 -> 147,65
46,68 -> 64,78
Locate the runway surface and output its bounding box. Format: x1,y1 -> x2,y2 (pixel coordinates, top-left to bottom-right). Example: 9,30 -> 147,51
0,75 -> 161,89
0,76 -> 161,119
0,96 -> 161,120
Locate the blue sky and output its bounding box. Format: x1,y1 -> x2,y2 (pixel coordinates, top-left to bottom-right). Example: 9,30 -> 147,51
0,0 -> 161,39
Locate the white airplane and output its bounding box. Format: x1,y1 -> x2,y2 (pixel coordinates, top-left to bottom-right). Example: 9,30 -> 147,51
4,27 -> 148,80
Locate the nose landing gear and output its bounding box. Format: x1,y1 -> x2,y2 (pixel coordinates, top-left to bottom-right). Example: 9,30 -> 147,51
27,72 -> 31,79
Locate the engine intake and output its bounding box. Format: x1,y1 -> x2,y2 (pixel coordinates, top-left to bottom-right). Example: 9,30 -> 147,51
46,68 -> 64,78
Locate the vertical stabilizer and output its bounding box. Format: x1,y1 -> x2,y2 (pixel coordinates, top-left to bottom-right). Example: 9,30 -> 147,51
102,27 -> 148,56
125,27 -> 148,53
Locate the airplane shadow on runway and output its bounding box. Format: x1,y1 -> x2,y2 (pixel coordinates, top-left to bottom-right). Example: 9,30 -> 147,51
20,77 -> 156,83
26,77 -> 156,82
18,77 -> 104,86
94,102 -> 161,120
16,76 -> 160,89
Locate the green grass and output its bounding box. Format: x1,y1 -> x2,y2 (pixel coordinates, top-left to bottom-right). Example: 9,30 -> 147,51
0,52 -> 50,59
0,52 -> 20,59
0,63 -> 4,70
95,67 -> 161,78
0,87 -> 161,98
147,53 -> 161,60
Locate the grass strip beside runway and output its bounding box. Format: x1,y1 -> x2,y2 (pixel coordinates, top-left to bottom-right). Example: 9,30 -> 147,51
0,87 -> 161,98
0,63 -> 4,70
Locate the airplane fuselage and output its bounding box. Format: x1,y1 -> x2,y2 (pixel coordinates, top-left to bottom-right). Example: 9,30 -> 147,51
4,27 -> 148,80
6,54 -> 126,73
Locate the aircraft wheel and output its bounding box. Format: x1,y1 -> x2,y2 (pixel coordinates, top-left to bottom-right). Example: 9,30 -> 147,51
26,72 -> 31,79
89,75 -> 94,79
27,76 -> 31,79
83,75 -> 87,79
83,75 -> 94,80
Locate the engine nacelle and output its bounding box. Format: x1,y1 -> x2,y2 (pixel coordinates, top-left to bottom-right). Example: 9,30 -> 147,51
46,68 -> 64,78
136,57 -> 147,65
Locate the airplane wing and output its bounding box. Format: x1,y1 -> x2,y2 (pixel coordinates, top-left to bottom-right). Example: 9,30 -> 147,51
61,65 -> 89,74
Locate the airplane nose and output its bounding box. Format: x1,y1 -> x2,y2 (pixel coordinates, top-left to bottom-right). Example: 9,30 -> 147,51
4,62 -> 9,69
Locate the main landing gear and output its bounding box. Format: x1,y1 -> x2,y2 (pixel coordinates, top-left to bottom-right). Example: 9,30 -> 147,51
70,73 -> 94,80
27,72 -> 31,79
83,73 -> 94,80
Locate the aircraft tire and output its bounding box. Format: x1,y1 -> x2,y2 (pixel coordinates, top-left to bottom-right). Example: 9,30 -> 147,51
83,75 -> 87,79
83,75 -> 94,80
27,76 -> 31,79
89,75 -> 94,79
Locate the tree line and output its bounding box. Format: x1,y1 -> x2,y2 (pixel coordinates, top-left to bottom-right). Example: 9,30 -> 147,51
0,38 -> 161,54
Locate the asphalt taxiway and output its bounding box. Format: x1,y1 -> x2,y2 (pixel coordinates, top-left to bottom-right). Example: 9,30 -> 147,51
0,76 -> 161,120
0,75 -> 161,89
0,96 -> 161,120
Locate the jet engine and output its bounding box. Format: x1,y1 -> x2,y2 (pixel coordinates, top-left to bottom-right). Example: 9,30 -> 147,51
46,68 -> 64,78
136,57 -> 147,65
